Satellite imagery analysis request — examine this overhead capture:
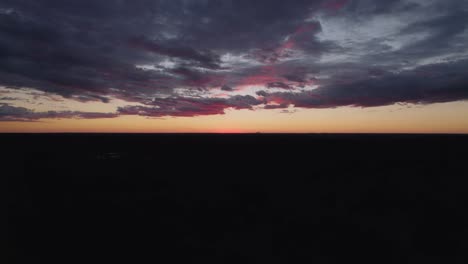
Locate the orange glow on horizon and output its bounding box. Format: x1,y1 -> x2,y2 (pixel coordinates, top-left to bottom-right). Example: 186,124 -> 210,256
1,101 -> 468,134
211,128 -> 247,134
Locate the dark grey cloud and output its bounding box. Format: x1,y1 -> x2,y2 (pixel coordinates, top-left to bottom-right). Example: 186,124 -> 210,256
0,103 -> 118,121
0,0 -> 467,121
0,97 -> 17,101
128,36 -> 222,70
267,82 -> 293,90
260,59 -> 468,108
0,0 -> 323,91
221,85 -> 234,92
264,104 -> 290,110
341,0 -> 408,15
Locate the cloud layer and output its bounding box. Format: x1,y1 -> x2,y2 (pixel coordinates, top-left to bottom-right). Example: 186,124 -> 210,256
0,0 -> 467,120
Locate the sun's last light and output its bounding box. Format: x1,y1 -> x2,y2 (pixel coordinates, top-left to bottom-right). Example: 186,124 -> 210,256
2,101 -> 468,133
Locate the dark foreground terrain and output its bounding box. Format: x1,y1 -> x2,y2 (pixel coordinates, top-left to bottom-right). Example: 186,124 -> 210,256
5,134 -> 468,263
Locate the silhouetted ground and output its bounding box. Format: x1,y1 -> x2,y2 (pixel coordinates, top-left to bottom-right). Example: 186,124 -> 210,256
5,134 -> 468,263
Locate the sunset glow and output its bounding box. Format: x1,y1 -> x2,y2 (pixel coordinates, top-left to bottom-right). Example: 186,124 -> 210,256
1,0 -> 467,133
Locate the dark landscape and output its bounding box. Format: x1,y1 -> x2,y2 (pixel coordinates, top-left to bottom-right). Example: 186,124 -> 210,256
2,0 -> 468,262
5,134 -> 468,263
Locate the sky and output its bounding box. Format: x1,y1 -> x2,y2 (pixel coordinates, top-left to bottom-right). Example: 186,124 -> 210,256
1,0 -> 468,133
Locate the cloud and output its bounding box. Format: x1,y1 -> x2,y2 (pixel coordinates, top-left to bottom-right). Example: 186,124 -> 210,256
264,104 -> 290,110
0,97 -> 17,101
118,95 -> 262,118
128,36 -> 222,70
267,82 -> 293,90
260,59 -> 468,108
221,85 -> 234,92
0,103 -> 118,121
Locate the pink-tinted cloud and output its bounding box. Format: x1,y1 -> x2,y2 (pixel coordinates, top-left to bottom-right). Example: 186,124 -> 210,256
118,95 -> 262,118
235,21 -> 321,91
